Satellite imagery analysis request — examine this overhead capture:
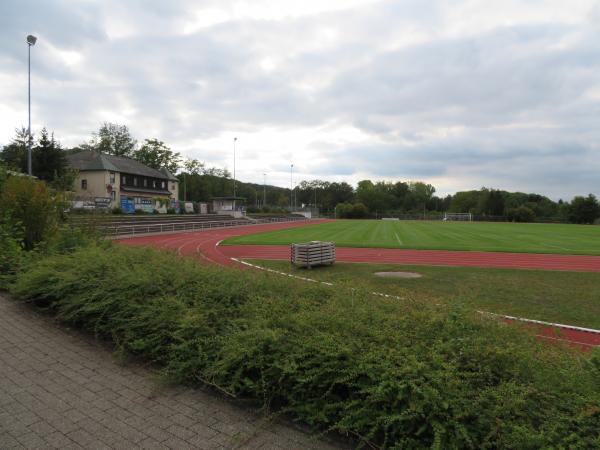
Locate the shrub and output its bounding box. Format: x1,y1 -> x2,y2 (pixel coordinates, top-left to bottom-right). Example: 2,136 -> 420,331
10,244 -> 600,448
0,215 -> 25,288
0,176 -> 65,249
507,206 -> 536,223
111,207 -> 123,214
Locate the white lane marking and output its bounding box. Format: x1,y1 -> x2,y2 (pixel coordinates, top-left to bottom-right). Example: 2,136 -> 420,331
394,232 -> 403,246
478,311 -> 600,335
231,260 -> 599,342
232,258 -> 334,285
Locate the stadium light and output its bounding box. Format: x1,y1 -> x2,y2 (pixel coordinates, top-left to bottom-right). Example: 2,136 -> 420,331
290,164 -> 293,211
263,173 -> 266,206
27,34 -> 37,176
233,137 -> 237,210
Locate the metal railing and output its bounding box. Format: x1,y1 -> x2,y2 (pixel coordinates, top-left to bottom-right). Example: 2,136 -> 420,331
103,216 -> 309,237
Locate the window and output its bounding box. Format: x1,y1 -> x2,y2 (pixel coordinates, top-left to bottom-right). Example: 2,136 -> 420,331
171,184 -> 175,190
162,181 -> 166,189
143,178 -> 147,187
81,179 -> 87,190
122,175 -> 126,185
134,197 -> 141,204
133,177 -> 138,187
111,191 -> 116,200
153,180 -> 157,188
109,172 -> 115,184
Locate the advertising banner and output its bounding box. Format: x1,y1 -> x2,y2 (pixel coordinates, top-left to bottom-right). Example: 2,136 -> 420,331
120,197 -> 135,214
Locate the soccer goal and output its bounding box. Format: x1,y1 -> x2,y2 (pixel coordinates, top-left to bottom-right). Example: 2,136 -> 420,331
443,212 -> 473,221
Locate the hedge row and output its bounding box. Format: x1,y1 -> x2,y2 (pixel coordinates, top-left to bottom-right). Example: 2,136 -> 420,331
10,243 -> 600,449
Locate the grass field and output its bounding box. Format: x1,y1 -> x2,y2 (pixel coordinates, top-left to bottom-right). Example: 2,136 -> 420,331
225,220 -> 600,255
249,259 -> 600,329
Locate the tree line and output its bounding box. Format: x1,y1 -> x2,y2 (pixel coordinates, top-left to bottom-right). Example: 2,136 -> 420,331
1,123 -> 599,223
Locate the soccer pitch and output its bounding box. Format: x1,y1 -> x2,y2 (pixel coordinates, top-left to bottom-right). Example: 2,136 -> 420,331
224,219 -> 600,255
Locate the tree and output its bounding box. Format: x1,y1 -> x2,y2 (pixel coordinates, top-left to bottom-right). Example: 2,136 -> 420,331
32,128 -> 67,183
568,194 -> 600,224
0,127 -> 32,173
89,122 -> 137,157
183,159 -> 204,176
133,139 -> 181,173
507,206 -> 536,223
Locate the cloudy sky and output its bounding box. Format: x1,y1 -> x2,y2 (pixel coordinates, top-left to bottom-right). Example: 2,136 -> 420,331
2,0 -> 600,199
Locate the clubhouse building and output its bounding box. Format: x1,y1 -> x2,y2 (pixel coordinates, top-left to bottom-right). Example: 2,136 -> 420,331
67,150 -> 179,212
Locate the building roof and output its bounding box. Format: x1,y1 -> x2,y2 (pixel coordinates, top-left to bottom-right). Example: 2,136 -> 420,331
67,150 -> 178,181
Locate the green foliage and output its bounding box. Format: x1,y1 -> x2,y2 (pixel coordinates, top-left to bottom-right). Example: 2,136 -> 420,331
568,194 -> 600,224
133,139 -> 181,173
336,202 -> 369,218
88,122 -> 137,157
32,128 -> 68,183
10,244 -> 600,448
0,214 -> 25,288
0,176 -> 66,250
507,205 -> 536,223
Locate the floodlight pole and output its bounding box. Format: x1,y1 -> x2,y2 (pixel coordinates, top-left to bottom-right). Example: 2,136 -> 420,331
263,173 -> 266,206
27,35 -> 37,176
290,164 -> 293,211
233,137 -> 237,210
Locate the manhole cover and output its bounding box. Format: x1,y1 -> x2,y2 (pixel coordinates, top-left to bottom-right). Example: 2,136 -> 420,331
374,271 -> 422,279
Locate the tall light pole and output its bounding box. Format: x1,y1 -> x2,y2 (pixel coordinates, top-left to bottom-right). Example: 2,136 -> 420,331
233,137 -> 237,210
290,164 -> 293,211
263,173 -> 266,207
26,34 -> 37,176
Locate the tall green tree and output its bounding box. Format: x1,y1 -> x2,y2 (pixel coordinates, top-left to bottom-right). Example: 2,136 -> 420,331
568,194 -> 600,224
0,127 -> 31,173
32,128 -> 67,183
88,122 -> 137,157
133,139 -> 181,173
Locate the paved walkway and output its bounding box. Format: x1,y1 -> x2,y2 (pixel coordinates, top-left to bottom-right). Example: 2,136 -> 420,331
0,295 -> 341,450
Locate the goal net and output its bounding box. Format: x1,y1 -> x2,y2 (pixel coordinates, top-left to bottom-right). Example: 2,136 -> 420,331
444,212 -> 473,221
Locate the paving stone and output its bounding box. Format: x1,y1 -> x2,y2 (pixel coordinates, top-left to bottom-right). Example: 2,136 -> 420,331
0,294 -> 342,450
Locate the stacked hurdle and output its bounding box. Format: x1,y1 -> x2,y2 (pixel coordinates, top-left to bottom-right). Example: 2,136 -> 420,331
291,241 -> 336,269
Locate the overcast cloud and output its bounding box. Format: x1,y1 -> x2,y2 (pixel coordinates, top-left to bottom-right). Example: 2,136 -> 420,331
2,0 -> 600,199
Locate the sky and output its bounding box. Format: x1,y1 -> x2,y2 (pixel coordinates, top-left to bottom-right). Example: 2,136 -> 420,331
1,0 -> 600,200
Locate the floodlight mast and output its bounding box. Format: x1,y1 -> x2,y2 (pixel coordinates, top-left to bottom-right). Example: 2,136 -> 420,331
263,173 -> 266,206
27,35 -> 37,176
290,164 -> 293,211
233,137 -> 237,210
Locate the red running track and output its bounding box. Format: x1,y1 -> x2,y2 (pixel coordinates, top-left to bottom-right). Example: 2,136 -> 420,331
116,220 -> 600,349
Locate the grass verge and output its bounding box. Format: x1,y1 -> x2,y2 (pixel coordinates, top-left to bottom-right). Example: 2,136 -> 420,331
248,260 -> 600,330
8,243 -> 600,449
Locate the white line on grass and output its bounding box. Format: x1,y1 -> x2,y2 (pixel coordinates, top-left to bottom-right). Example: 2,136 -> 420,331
231,258 -> 600,340
394,232 -> 403,246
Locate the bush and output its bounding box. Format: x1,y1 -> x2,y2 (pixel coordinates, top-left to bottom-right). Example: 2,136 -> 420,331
10,243 -> 600,448
0,176 -> 65,249
0,216 -> 25,288
507,206 -> 536,223
111,206 -> 123,214
336,202 -> 369,219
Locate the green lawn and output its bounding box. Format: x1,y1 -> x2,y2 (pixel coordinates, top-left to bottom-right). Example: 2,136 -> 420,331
249,259 -> 600,329
225,220 -> 600,255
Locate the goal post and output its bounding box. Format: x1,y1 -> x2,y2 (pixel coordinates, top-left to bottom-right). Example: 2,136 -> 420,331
443,212 -> 473,221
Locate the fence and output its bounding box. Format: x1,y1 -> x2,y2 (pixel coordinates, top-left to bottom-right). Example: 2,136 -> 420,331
90,216 -> 309,237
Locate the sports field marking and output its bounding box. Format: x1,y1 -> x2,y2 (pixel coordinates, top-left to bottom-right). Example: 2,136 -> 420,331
394,232 -> 403,246
236,259 -> 599,349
